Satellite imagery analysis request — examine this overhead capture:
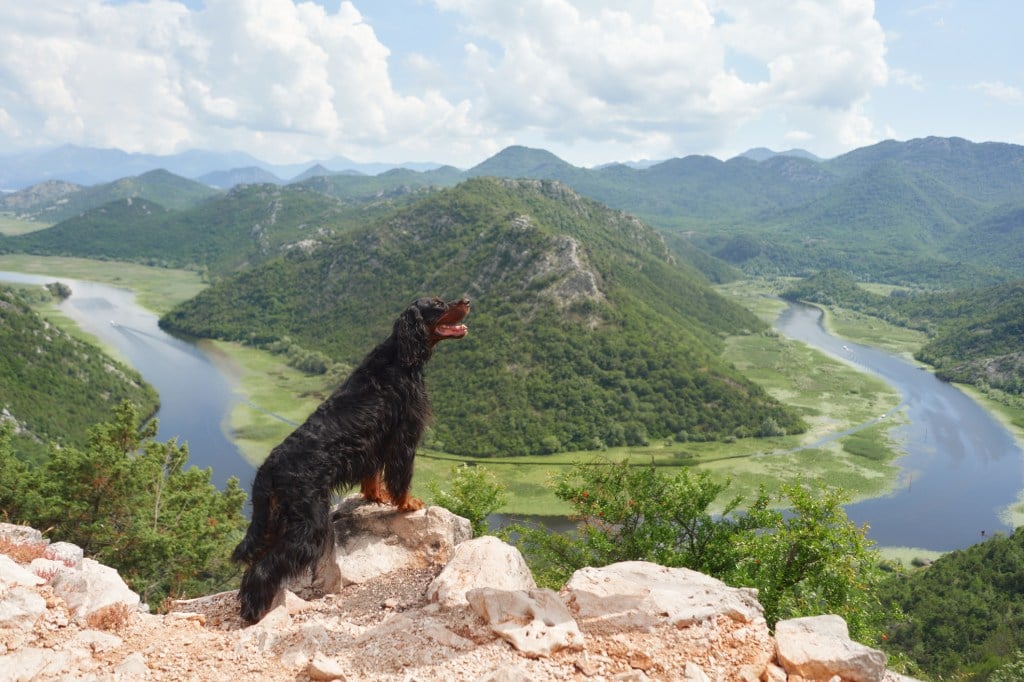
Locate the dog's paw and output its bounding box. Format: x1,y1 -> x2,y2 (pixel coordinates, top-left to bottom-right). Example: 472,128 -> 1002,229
396,497 -> 424,512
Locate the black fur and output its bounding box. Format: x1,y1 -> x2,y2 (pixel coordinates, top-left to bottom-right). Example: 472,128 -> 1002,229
232,296 -> 470,622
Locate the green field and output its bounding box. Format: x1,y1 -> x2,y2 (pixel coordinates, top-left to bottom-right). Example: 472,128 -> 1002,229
0,254 -> 205,313
0,215 -> 52,236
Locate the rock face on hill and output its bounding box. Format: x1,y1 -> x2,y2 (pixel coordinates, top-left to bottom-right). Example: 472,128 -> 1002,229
0,501 -> 918,681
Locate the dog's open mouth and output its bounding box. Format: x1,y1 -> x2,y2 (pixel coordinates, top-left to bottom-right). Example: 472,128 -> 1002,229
430,298 -> 470,343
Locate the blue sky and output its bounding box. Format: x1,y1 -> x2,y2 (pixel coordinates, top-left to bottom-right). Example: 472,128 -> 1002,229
1,1 -> 1021,167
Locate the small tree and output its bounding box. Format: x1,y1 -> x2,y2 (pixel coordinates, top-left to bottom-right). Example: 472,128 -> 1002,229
428,464 -> 507,537
505,458 -> 896,644
23,402 -> 248,605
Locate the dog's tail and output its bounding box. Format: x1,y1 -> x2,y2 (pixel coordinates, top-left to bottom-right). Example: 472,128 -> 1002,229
232,479 -> 272,565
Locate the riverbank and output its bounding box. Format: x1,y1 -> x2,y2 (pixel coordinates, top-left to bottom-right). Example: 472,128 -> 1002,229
6,257 -> 1016,551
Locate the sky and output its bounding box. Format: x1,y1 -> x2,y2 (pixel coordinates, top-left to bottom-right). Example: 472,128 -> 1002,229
0,0 -> 1022,168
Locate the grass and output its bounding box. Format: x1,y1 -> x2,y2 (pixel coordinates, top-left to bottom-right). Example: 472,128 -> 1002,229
820,306 -> 928,360
0,254 -> 205,313
0,215 -> 52,236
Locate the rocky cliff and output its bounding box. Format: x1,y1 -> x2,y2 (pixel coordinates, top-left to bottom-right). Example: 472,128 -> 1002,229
0,500 -> 919,681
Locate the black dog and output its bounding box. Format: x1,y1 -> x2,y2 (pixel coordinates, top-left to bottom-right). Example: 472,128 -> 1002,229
232,296 -> 470,622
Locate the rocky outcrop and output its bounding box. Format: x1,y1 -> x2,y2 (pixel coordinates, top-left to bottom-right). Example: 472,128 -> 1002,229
0,503 -> 919,681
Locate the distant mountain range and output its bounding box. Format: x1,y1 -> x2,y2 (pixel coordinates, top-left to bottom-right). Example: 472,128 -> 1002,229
5,136 -> 1024,288
0,143 -> 824,191
0,144 -> 445,189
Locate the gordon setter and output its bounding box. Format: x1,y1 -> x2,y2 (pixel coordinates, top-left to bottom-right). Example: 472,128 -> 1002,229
232,296 -> 470,622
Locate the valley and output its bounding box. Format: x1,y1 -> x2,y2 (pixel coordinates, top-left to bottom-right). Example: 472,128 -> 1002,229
5,254 -> 1021,555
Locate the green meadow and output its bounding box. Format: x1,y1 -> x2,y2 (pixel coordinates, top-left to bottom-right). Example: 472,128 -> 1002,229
0,215 -> 53,236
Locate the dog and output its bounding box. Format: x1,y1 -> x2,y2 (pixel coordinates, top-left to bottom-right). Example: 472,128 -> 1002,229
231,296 -> 470,622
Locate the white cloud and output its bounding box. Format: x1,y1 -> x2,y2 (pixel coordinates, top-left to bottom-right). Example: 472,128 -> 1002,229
434,0 -> 889,159
973,81 -> 1024,105
0,0 -> 891,164
0,0 -> 480,162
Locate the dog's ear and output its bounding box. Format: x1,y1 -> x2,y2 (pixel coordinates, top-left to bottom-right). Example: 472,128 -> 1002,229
396,304 -> 430,366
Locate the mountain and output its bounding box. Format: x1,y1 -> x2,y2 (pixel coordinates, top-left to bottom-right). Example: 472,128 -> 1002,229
737,147 -> 822,162
0,170 -> 220,223
0,145 -> 447,190
0,180 -> 83,218
0,145 -> 264,188
0,285 -> 158,462
160,177 -> 805,457
197,166 -> 284,188
8,184 -> 350,275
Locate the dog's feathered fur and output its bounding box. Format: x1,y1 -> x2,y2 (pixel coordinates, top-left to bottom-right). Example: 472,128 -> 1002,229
232,296 -> 470,623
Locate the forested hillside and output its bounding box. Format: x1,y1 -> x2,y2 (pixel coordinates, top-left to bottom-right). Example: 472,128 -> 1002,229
879,526 -> 1024,679
783,270 -> 1024,403
0,285 -> 159,462
6,184 -> 357,275
161,177 -> 805,456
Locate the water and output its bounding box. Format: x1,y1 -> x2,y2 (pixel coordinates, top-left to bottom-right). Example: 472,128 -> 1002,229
776,302 -> 1023,550
0,271 -> 254,489
4,268 -> 1021,549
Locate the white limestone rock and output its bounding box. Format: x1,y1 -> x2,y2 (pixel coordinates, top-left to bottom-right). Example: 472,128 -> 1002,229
467,587 -> 584,658
563,561 -> 763,634
427,535 -> 536,608
775,614 -> 887,682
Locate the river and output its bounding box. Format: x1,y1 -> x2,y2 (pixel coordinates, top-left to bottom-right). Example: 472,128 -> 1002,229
3,269 -> 1022,550
0,271 -> 254,490
776,302 -> 1023,550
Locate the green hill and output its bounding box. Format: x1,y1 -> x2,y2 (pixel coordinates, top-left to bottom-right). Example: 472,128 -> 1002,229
8,184 -> 355,275
2,169 -> 220,223
0,285 -> 159,462
160,177 -> 805,457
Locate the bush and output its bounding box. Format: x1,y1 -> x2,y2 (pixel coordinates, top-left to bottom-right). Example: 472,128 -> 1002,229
503,458 -> 896,644
428,464 -> 507,537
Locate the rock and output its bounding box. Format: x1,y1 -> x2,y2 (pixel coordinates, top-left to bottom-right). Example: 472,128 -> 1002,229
563,561 -> 763,633
308,651 -> 347,680
0,648 -> 73,682
775,615 -> 887,682
237,604 -> 292,652
467,587 -> 584,658
43,541 -> 84,569
682,662 -> 711,681
476,665 -> 534,682
114,651 -> 150,679
0,555 -> 45,588
426,536 -> 536,608
297,498 -> 471,593
49,557 -> 141,621
0,586 -> 47,650
0,523 -> 45,546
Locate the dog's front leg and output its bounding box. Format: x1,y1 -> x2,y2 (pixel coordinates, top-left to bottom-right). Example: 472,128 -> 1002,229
359,471 -> 392,504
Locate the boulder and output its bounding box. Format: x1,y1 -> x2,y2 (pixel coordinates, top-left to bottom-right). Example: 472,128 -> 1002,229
49,557 -> 141,621
467,587 -> 584,658
0,555 -> 45,588
0,586 -> 47,650
775,614 -> 887,682
426,536 -> 536,608
562,561 -> 763,633
293,498 -> 471,594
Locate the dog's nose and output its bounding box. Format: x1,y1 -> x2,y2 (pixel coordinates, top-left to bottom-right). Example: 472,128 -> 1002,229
458,297 -> 471,306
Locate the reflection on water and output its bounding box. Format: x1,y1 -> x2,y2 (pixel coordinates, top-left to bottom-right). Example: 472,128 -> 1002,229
776,302 -> 1023,550
0,271 -> 254,490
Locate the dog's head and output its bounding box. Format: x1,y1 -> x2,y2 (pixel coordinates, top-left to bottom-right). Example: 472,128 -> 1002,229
395,296 -> 470,366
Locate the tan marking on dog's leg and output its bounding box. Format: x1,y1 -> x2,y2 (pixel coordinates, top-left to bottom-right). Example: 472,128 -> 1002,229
360,473 -> 391,504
